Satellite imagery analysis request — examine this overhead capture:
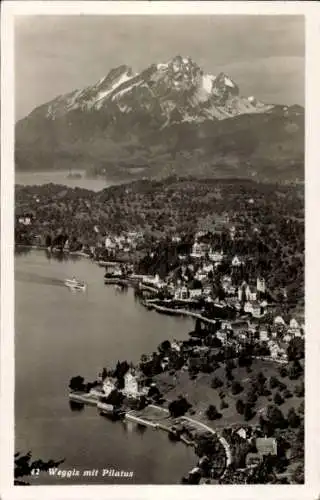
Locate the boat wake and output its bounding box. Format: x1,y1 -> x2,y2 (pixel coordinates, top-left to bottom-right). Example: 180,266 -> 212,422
15,271 -> 66,287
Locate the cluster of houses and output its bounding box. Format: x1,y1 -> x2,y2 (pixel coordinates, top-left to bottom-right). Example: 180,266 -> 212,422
104,231 -> 144,255
170,270 -> 268,318
98,368 -> 149,403
214,314 -> 304,362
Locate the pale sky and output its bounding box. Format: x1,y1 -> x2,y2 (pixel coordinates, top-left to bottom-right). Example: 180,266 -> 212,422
15,15 -> 304,120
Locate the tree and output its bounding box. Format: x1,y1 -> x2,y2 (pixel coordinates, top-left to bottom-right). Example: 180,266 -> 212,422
114,360 -> 130,380
206,404 -> 221,420
246,386 -> 258,405
225,367 -> 234,381
283,389 -> 293,399
274,392 -> 284,406
288,360 -> 303,380
238,354 -> 252,368
211,376 -> 223,389
255,372 -> 267,394
148,385 -> 161,399
196,435 -> 221,458
194,318 -> 203,336
159,340 -> 171,352
243,402 -> 255,421
279,366 -> 288,378
69,375 -> 85,392
287,337 -> 304,361
226,359 -> 236,370
168,397 -> 192,418
236,399 -> 245,415
294,382 -> 304,397
291,463 -> 304,484
266,405 -> 286,429
105,389 -> 124,407
297,401 -> 304,415
15,452 -> 64,485
231,381 -> 244,395
287,408 -> 301,428
269,376 -> 279,390
220,400 -> 229,410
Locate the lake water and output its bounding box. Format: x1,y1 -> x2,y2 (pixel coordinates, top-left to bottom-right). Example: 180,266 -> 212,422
15,170 -> 123,192
15,250 -> 196,485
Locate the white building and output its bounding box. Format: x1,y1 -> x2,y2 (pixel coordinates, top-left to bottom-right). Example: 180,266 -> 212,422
274,316 -> 286,326
257,277 -> 266,293
232,256 -> 244,267
208,249 -> 224,263
18,216 -> 31,225
105,236 -> 116,250
191,242 -> 206,258
142,274 -> 165,289
195,270 -> 208,282
236,427 -> 247,440
103,378 -> 116,398
123,371 -> 140,398
289,318 -> 300,330
251,303 -> 262,318
189,288 -> 203,299
216,330 -> 228,344
244,302 -> 253,314
245,285 -> 257,302
259,329 -> 269,342
203,263 -> 214,273
171,340 -> 181,352
174,286 -> 189,300
283,333 -> 292,343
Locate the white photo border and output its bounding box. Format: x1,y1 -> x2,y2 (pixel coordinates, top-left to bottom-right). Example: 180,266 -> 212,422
1,2 -> 320,500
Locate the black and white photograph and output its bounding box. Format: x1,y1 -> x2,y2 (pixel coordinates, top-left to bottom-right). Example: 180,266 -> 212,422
1,1 -> 318,496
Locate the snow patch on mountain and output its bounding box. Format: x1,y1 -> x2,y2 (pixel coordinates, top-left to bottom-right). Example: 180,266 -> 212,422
202,74 -> 216,93
157,62 -> 168,70
224,76 -> 235,88
112,80 -> 146,100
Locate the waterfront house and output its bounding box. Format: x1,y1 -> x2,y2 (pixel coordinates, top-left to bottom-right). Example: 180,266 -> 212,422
105,236 -> 117,250
171,340 -> 181,352
174,286 -> 189,301
123,370 -> 143,398
103,378 -> 116,398
142,274 -> 165,289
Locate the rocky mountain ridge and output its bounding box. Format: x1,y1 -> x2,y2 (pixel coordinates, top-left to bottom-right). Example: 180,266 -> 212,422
15,55 -> 304,182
